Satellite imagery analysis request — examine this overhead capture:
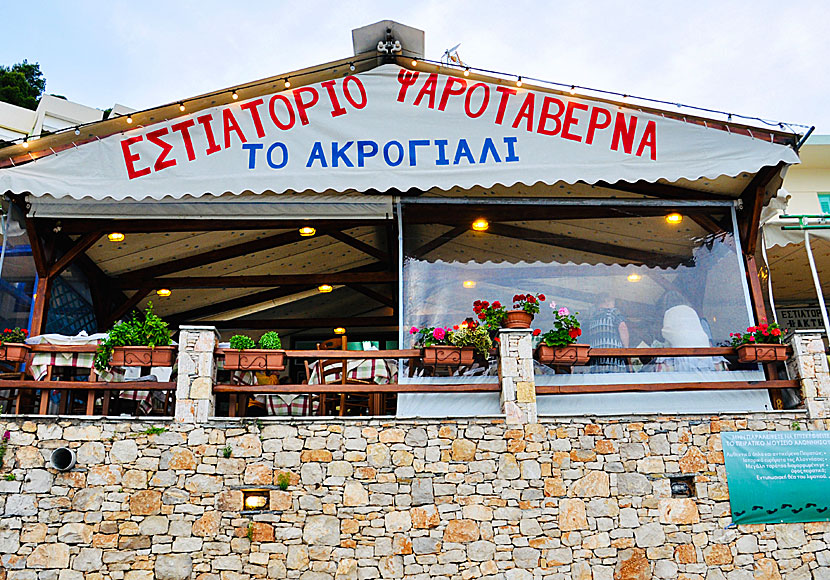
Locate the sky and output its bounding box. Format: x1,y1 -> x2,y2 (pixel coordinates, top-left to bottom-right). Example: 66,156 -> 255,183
0,1 -> 826,135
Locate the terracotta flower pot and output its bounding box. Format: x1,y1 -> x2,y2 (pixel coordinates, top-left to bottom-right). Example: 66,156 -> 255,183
223,349 -> 286,371
0,342 -> 30,363
505,310 -> 534,329
535,344 -> 591,366
110,346 -> 177,367
735,343 -> 788,363
421,346 -> 475,367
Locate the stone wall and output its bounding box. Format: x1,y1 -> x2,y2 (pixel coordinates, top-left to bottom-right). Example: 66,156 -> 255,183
0,414 -> 829,580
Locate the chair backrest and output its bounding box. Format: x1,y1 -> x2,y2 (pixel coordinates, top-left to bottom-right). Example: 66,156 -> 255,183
317,336 -> 347,351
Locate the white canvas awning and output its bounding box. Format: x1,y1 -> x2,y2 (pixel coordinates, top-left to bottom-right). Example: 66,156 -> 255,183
0,65 -> 799,201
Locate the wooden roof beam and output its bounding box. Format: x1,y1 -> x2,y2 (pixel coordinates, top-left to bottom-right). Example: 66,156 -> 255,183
118,271 -> 397,290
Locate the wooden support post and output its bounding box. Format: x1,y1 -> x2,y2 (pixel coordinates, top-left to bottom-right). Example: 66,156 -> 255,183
30,276 -> 52,336
745,253 -> 783,408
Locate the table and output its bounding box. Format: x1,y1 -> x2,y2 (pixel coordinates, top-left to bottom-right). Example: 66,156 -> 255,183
255,357 -> 398,416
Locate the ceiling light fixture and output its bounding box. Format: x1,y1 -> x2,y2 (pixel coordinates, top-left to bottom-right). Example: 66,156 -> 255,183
463,280 -> 477,288
284,78 -> 291,88
411,59 -> 418,67
471,218 -> 489,232
126,115 -> 133,124
516,76 -> 523,87
665,213 -> 683,225
333,327 -> 346,335
108,232 -> 125,242
349,63 -> 356,72
298,226 -> 316,237
463,68 -> 470,77
156,288 -> 172,297
627,273 -> 642,283
232,90 -> 239,100
178,102 -> 186,112
318,284 -> 333,293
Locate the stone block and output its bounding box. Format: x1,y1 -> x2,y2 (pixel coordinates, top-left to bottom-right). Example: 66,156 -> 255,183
155,554 -> 193,580
658,498 -> 700,524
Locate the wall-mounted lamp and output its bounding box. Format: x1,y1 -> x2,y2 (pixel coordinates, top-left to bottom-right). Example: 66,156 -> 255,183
242,488 -> 269,510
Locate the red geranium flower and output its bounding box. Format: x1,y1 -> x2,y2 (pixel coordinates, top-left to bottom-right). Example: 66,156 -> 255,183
532,328 -> 541,336
538,294 -> 546,301
492,301 -> 501,309
478,313 -> 486,320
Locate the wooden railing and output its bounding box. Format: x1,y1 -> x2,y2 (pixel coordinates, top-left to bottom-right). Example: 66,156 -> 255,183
0,344 -> 175,416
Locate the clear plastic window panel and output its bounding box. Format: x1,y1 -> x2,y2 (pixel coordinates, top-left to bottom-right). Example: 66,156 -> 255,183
400,203 -> 764,386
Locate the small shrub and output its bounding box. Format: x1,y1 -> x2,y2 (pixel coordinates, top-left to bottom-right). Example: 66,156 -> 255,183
141,426 -> 167,436
223,445 -> 233,458
246,522 -> 254,541
95,302 -> 171,372
258,331 -> 282,350
3,473 -> 15,481
229,334 -> 256,350
276,472 -> 291,490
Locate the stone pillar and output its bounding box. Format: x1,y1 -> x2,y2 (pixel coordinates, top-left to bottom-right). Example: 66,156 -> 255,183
786,333 -> 830,420
498,328 -> 537,424
175,325 -> 220,424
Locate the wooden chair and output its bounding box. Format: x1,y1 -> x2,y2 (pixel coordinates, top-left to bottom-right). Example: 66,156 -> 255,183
305,335 -> 373,416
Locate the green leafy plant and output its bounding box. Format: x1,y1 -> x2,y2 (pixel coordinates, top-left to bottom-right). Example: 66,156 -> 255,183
730,319 -> 785,347
141,426 -> 167,436
223,445 -> 233,458
229,334 -> 256,350
3,473 -> 15,481
246,522 -> 254,541
258,331 -> 282,350
448,324 -> 493,357
0,327 -> 28,344
94,302 -> 171,372
0,430 -> 9,467
539,303 -> 583,347
276,472 -> 291,490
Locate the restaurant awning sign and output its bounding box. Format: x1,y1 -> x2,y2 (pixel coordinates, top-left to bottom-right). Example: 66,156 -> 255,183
776,306 -> 826,331
0,65 -> 798,201
722,431 -> 830,524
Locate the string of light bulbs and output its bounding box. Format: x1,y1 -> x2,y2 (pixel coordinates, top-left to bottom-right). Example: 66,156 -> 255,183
6,50 -> 811,153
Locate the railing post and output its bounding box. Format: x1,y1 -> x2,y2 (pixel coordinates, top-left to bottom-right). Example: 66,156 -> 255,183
498,328 -> 538,424
786,333 -> 830,420
175,325 -> 220,424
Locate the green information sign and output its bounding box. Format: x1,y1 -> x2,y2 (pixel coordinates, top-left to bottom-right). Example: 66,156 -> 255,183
721,431 -> 830,524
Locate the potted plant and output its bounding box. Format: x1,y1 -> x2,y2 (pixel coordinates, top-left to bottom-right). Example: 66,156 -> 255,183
730,320 -> 787,363
448,323 -> 494,360
223,331 -> 285,371
95,302 -> 175,371
473,300 -> 507,337
410,325 -> 474,367
506,293 -> 545,328
535,303 -> 589,365
0,327 -> 29,363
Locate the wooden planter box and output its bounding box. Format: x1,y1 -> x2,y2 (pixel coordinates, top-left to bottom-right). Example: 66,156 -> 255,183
505,310 -> 534,329
735,343 -> 788,363
223,349 -> 286,371
0,342 -> 30,363
111,346 -> 177,367
535,343 -> 591,366
421,346 -> 475,367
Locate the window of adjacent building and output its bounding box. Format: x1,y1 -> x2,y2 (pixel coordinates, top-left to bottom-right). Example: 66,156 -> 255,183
818,193 -> 830,214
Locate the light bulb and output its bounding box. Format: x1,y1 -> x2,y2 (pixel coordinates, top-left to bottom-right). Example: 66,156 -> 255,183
74,128 -> 81,136
463,68 -> 470,77
333,327 -> 346,335
284,79 -> 291,88
349,63 -> 355,72
516,76 -> 523,87
108,232 -> 125,242
318,284 -> 333,293
627,273 -> 642,283
570,85 -> 576,95
126,116 -> 133,124
178,103 -> 186,112
22,140 -> 29,149
156,288 -> 171,297
232,91 -> 239,100
298,226 -> 316,237
463,280 -> 476,288
665,213 -> 683,225
471,218 -> 489,232
411,59 -> 418,67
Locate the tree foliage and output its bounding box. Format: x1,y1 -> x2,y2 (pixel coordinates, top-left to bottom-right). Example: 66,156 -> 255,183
0,60 -> 46,110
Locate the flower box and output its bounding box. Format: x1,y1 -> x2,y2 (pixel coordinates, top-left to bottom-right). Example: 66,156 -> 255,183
110,346 -> 177,367
223,349 -> 286,371
735,343 -> 788,363
505,310 -> 534,329
421,346 -> 475,367
0,342 -> 30,363
535,344 -> 590,366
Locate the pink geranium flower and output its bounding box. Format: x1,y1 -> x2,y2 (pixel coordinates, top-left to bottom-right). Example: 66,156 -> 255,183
432,327 -> 446,341
558,307 -> 570,317
409,326 -> 418,335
